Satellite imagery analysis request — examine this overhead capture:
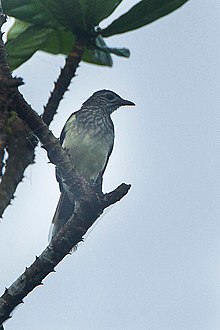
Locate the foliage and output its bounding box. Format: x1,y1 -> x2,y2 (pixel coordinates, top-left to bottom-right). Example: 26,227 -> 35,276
2,0 -> 189,70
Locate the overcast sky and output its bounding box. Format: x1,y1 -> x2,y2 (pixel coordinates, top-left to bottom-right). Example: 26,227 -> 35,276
1,1 -> 220,329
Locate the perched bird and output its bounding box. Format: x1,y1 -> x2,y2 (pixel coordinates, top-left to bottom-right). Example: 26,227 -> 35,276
49,89 -> 135,240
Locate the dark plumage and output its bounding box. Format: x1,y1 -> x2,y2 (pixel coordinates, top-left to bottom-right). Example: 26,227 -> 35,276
49,90 -> 135,240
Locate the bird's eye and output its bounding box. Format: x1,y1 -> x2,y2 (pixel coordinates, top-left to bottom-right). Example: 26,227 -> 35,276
105,93 -> 115,101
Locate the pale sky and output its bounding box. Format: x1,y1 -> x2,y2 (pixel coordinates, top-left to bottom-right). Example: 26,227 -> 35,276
1,1 -> 220,329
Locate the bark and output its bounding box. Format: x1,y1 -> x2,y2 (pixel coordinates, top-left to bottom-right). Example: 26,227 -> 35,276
0,17 -> 84,217
0,118 -> 37,216
0,89 -> 131,325
0,11 -> 130,328
0,15 -> 36,217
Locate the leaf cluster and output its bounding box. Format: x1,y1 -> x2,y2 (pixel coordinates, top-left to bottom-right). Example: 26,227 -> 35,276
2,0 -> 189,70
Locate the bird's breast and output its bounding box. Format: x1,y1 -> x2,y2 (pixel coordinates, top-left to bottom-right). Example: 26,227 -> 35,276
62,116 -> 114,183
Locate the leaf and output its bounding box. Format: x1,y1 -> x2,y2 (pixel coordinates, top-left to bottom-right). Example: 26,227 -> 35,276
4,0 -> 131,69
85,35 -> 113,66
6,24 -> 53,70
2,0 -> 57,28
5,20 -> 113,69
101,0 -> 190,37
42,30 -> 114,66
106,47 -> 130,58
93,39 -> 130,58
7,19 -> 31,40
41,29 -> 75,55
83,47 -> 113,66
2,0 -> 123,33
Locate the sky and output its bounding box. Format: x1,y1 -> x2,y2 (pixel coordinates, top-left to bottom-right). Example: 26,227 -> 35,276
1,1 -> 220,329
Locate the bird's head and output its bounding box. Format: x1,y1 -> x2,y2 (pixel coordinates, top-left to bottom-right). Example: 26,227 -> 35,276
83,90 -> 135,115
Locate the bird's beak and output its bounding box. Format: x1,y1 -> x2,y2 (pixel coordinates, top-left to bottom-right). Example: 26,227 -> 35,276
120,98 -> 135,107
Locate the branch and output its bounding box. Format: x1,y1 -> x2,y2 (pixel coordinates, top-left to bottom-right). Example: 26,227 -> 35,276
0,15 -> 10,177
0,110 -> 7,177
0,118 -> 36,217
0,12 -> 130,328
42,37 -> 85,126
0,16 -> 84,216
0,90 -> 131,325
0,184 -> 130,325
0,17 -> 84,217
102,183 -> 132,208
0,15 -> 36,217
0,35 -> 85,213
0,76 -> 23,88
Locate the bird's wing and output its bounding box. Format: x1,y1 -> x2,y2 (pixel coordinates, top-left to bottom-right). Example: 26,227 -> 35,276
60,110 -> 79,144
95,141 -> 114,192
56,110 -> 80,188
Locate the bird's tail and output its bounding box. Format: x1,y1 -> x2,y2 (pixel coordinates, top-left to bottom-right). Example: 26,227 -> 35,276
49,192 -> 75,242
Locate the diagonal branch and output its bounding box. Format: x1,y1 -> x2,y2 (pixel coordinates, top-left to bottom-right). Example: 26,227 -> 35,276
0,89 -> 131,326
0,15 -> 36,217
0,10 -> 130,328
0,16 -> 84,217
42,37 -> 85,126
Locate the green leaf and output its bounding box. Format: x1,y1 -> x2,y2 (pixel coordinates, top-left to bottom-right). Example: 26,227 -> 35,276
106,47 -> 130,58
101,0 -> 190,37
41,29 -> 113,66
40,31 -> 112,66
4,0 -> 134,70
41,29 -> 75,55
85,35 -> 113,66
5,20 -> 114,69
42,31 -> 113,66
2,0 -> 123,33
2,0 -> 57,28
6,24 -> 53,70
7,19 -> 31,40
93,37 -> 130,58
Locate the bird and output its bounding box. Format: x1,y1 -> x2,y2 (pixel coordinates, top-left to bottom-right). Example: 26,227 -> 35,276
49,89 -> 135,240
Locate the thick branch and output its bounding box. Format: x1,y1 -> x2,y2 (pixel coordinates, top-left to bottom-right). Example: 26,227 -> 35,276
0,183 -> 130,325
0,16 -> 9,73
0,14 -> 36,217
0,17 -> 84,217
42,38 -> 85,126
0,16 -> 11,177
0,91 -> 131,325
13,91 -> 93,199
0,110 -> 7,176
0,12 -> 130,327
